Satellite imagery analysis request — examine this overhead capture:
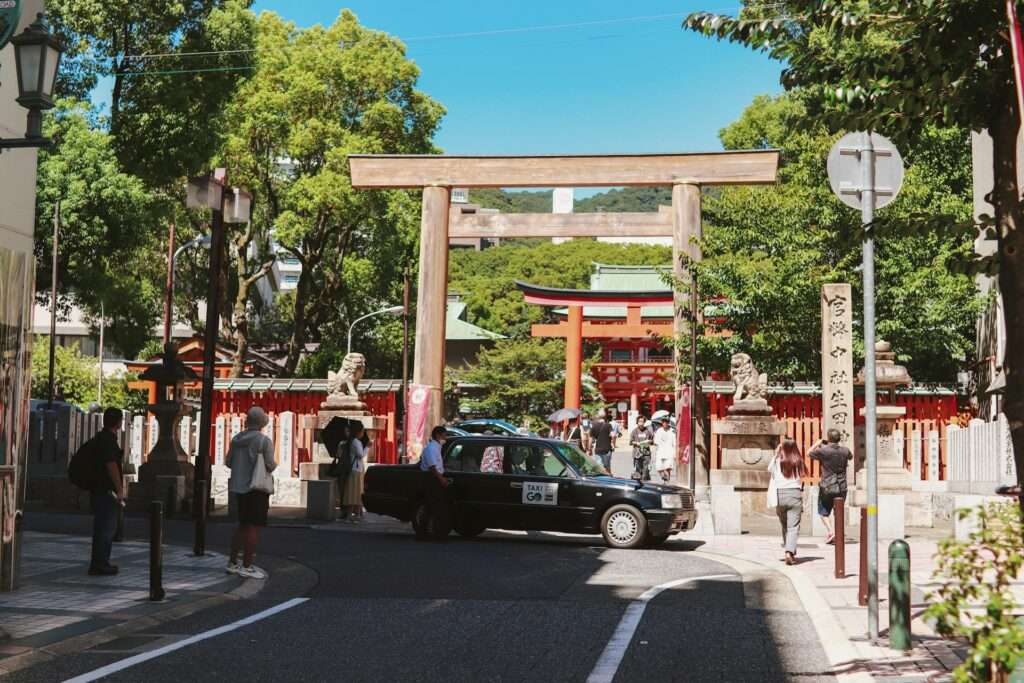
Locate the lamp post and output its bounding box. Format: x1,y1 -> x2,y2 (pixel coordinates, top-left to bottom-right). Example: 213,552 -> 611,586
347,305 -> 404,357
1,13 -> 63,151
163,233 -> 212,344
186,171 -> 251,556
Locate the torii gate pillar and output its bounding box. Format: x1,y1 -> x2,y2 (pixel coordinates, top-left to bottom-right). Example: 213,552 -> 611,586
413,186 -> 451,431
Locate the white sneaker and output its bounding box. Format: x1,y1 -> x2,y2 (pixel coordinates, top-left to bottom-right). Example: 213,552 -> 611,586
225,561 -> 241,575
238,565 -> 268,580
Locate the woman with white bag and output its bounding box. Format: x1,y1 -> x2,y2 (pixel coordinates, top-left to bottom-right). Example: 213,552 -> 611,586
767,438 -> 806,565
226,406 -> 277,579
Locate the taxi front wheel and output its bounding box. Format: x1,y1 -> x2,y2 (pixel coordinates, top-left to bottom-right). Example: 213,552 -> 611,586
600,504 -> 648,549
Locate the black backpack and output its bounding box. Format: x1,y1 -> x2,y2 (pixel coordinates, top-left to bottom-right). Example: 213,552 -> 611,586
68,437 -> 99,491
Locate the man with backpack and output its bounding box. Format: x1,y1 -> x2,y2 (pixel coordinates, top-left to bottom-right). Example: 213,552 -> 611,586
69,408 -> 125,576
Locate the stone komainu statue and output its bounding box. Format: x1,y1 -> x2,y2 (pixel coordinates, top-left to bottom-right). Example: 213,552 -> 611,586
730,353 -> 768,401
327,352 -> 366,398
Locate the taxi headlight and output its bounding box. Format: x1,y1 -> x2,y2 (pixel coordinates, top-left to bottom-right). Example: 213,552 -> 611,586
661,494 -> 683,509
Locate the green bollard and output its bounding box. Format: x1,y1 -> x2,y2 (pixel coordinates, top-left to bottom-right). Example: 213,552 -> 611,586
888,539 -> 911,651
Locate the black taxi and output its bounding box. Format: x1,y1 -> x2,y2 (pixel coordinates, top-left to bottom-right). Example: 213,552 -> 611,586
363,436 -> 698,549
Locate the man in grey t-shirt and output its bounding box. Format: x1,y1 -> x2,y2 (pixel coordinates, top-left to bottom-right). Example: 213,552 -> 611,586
809,429 -> 853,544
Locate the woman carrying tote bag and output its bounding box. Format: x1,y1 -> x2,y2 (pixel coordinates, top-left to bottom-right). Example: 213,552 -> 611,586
226,406 -> 277,579
769,438 -> 806,565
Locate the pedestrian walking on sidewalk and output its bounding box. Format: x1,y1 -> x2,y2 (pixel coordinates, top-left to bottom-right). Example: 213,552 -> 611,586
589,410 -> 614,470
84,408 -> 125,576
341,424 -> 369,522
629,415 -> 654,481
226,406 -> 277,580
566,416 -> 584,450
808,429 -> 853,544
653,418 -> 676,483
769,438 -> 806,565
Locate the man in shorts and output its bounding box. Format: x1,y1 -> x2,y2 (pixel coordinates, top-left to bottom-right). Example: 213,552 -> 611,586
809,429 -> 853,544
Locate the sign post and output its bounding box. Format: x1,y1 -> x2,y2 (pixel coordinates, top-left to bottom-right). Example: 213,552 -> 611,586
827,131 -> 904,640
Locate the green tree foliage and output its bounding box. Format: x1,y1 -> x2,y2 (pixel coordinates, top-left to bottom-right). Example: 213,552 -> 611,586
467,189 -> 553,213
218,10 -> 444,376
695,94 -> 980,382
31,338 -> 144,409
458,338 -> 571,423
684,0 -> 1024,509
926,502 -> 1024,681
49,0 -> 256,187
34,100 -> 165,359
575,187 -> 672,213
448,240 -> 671,339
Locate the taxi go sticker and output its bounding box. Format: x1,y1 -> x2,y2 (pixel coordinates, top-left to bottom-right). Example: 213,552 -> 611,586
522,482 -> 557,506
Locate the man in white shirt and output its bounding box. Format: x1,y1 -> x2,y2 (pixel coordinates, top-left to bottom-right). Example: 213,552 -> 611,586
653,418 -> 676,484
418,426 -> 450,539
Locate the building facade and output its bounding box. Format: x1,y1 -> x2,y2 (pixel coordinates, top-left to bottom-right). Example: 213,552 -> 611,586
0,0 -> 46,592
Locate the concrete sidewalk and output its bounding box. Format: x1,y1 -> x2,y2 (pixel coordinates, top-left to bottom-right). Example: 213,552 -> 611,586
0,531 -> 260,675
690,531 -> 974,682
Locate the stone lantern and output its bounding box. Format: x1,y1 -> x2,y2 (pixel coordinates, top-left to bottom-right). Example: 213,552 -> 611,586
136,342 -> 198,510
853,340 -> 927,530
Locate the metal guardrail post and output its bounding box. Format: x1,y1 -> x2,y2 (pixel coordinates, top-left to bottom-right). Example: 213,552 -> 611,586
149,501 -> 165,602
834,497 -> 845,578
888,539 -> 911,651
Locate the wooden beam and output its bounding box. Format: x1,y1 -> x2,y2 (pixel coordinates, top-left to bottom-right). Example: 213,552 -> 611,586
349,151 -> 780,189
449,208 -> 672,239
532,322 -> 672,339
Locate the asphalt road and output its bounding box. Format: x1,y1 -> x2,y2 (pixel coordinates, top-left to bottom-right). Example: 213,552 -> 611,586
14,506 -> 836,683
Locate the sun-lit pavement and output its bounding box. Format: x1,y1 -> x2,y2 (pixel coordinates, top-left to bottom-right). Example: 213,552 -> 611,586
10,508 -> 836,683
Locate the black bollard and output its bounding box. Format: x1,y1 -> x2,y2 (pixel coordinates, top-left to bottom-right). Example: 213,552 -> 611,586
834,497 -> 845,578
114,500 -> 125,542
149,501 -> 165,601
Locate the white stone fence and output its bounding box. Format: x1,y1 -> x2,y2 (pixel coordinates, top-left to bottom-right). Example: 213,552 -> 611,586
947,415 -> 1017,495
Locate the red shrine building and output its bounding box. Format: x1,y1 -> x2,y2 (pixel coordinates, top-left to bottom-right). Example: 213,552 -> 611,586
517,263 -> 677,415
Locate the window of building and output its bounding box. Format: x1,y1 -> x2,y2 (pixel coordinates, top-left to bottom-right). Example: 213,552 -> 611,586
282,274 -> 299,285
609,349 -> 632,362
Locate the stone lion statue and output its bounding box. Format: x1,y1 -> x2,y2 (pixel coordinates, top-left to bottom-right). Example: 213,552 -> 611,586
327,352 -> 366,398
730,353 -> 768,401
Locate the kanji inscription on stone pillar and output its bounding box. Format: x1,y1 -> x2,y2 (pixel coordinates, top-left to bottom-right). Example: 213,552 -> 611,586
821,284 -> 855,460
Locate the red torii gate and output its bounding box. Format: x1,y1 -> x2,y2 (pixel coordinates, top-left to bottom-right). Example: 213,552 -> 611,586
515,281 -> 674,410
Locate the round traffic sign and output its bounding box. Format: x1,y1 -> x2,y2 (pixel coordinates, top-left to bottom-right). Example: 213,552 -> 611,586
827,131 -> 904,211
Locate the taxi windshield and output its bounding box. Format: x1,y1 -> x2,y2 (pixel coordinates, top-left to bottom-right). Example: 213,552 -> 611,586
556,443 -> 609,476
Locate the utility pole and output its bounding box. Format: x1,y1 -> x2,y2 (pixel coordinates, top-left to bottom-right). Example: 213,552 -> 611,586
98,301 -> 105,404
163,222 -> 176,345
47,200 -> 59,408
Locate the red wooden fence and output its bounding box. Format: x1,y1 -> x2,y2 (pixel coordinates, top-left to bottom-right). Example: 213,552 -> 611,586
210,389 -> 398,468
707,392 -> 959,482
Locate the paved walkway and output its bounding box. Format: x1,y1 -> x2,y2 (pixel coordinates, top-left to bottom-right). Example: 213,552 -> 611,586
0,531 -> 255,675
690,531 -> 973,682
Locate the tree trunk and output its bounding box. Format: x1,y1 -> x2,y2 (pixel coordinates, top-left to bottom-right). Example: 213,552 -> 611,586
281,265 -> 312,377
230,296 -> 249,378
990,101 -> 1024,519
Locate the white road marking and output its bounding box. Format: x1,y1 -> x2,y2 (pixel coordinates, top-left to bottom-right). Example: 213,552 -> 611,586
586,574 -> 734,683
62,597 -> 309,683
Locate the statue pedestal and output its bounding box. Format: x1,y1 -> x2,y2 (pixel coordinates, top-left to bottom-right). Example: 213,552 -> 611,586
711,399 -> 787,518
852,404 -> 932,528
137,402 -> 194,506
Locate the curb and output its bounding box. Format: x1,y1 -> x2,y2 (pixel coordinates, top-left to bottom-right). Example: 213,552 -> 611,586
692,549 -> 872,683
0,547 -> 304,677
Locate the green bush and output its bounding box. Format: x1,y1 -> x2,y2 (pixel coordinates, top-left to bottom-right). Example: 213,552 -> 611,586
926,501 -> 1024,682
31,337 -> 146,410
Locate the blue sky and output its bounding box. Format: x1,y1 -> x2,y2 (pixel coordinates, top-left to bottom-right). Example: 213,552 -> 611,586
250,1 -> 784,157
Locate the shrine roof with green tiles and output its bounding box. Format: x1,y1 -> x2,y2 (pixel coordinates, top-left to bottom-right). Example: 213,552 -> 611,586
551,263 -> 674,319
446,299 -> 505,341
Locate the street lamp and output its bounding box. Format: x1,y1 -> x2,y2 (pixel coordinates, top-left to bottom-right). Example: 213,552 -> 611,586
348,305 -> 404,357
162,234 -> 212,344
186,170 -> 252,556
2,13 -> 63,150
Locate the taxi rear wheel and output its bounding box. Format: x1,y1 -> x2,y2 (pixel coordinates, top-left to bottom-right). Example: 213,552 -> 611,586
412,502 -> 451,540
601,504 -> 648,549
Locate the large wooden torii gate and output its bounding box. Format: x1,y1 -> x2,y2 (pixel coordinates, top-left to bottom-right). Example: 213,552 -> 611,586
349,151 -> 780,464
